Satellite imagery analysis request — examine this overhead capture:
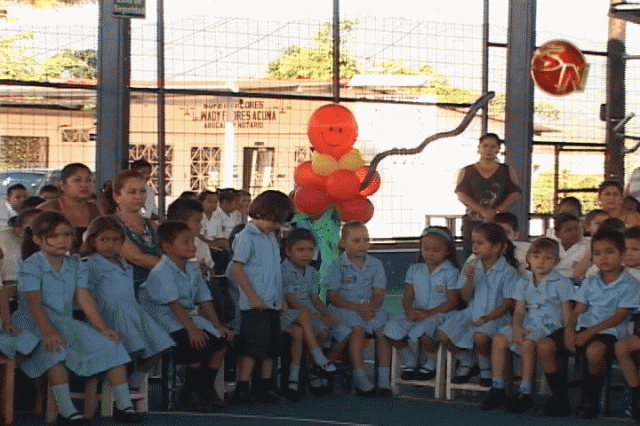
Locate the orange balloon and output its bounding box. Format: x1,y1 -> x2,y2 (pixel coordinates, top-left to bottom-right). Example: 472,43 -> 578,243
294,184 -> 333,215
337,196 -> 374,222
307,104 -> 358,159
294,161 -> 326,187
355,166 -> 381,196
325,169 -> 360,200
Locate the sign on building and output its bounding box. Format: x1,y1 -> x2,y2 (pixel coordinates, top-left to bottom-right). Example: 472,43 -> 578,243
113,0 -> 145,19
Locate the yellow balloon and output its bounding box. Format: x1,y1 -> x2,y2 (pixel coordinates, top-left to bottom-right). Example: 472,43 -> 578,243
338,149 -> 365,171
312,153 -> 339,176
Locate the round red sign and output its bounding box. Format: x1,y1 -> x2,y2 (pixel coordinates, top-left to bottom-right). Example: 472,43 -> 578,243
531,40 -> 589,96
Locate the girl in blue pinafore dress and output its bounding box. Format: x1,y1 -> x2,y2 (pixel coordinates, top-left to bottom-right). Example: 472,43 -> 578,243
0,284 -> 39,362
82,216 -> 175,390
12,211 -> 140,426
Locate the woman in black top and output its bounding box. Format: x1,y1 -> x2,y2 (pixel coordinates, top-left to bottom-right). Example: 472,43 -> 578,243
455,133 -> 521,257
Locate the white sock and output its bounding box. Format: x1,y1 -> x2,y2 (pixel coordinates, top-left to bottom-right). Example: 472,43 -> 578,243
311,348 -> 329,366
455,351 -> 473,374
377,367 -> 391,389
111,383 -> 134,411
353,369 -> 374,392
422,352 -> 436,371
51,383 -> 78,419
477,354 -> 491,378
128,370 -> 146,389
288,365 -> 300,390
399,343 -> 417,367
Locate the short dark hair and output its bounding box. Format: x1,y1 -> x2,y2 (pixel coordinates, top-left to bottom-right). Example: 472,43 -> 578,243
599,217 -> 625,234
494,212 -> 519,232
7,183 -> 26,198
217,188 -> 240,202
157,221 -> 191,250
598,180 -> 623,195
285,228 -> 316,251
248,190 -> 294,222
130,158 -> 152,170
60,163 -> 90,184
624,226 -> 640,240
341,221 -> 367,240
592,227 -> 625,253
527,237 -> 560,260
167,198 -> 203,221
38,184 -> 58,195
179,191 -> 197,199
479,133 -> 503,147
198,190 -> 217,202
558,196 -> 582,216
21,196 -> 44,210
553,212 -> 580,233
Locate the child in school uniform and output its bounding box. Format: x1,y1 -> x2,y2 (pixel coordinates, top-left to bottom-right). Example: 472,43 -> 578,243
383,226 -> 460,382
139,221 -> 232,411
481,237 -> 574,415
0,208 -> 40,286
228,190 -> 294,405
326,221 -> 390,396
12,211 -> 138,426
436,222 -> 520,387
571,228 -> 640,419
280,228 -> 339,400
554,213 -> 590,280
82,216 -> 175,391
613,226 -> 640,421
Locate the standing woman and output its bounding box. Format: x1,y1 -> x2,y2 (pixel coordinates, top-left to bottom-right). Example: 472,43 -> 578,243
455,133 -> 522,257
37,163 -> 101,254
107,170 -> 162,295
598,180 -> 640,228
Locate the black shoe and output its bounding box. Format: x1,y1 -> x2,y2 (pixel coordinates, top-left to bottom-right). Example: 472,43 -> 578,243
507,393 -> 533,414
255,388 -> 284,403
200,389 -> 226,408
400,367 -> 416,381
56,413 -> 88,426
479,377 -> 492,388
543,396 -> 572,417
451,365 -> 480,384
576,404 -> 599,420
481,388 -> 508,411
281,384 -> 301,402
414,367 -> 436,381
377,388 -> 393,397
355,387 -> 376,397
113,407 -> 141,424
178,390 -> 215,411
229,389 -> 255,405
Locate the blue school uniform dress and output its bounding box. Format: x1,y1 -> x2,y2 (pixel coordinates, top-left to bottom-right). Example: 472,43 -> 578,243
0,328 -> 39,358
385,260 -> 459,343
281,258 -> 327,333
86,254 -> 175,359
573,269 -> 640,340
326,252 -> 389,342
139,255 -> 221,338
13,253 -> 131,379
501,269 -> 574,353
438,256 -> 519,350
232,222 -> 283,311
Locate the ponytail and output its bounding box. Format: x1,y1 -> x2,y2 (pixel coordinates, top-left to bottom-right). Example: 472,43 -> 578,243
21,226 -> 39,260
503,239 -> 519,270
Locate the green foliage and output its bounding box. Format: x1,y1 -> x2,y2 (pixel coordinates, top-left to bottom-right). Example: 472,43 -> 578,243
3,0 -> 94,9
532,169 -> 601,214
0,32 -> 40,79
489,92 -> 560,121
43,48 -> 97,79
266,19 -> 359,80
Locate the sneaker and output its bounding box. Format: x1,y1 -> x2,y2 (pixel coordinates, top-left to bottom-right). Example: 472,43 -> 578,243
542,396 -> 571,417
400,367 -> 416,381
506,393 -> 533,413
481,388 -> 508,411
414,367 -> 436,381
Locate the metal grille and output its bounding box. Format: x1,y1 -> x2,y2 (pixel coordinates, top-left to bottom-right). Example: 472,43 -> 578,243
190,146 -> 220,191
129,144 -> 173,196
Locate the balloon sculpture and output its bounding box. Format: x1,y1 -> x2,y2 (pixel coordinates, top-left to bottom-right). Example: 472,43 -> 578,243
294,104 -> 380,222
294,92 -> 496,223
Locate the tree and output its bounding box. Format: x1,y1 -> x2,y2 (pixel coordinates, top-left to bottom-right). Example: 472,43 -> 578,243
532,169 -> 601,214
43,48 -> 97,79
0,32 -> 40,79
266,20 -> 359,80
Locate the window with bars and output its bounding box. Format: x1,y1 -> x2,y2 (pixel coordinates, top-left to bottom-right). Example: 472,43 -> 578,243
294,147 -> 313,164
190,146 -> 220,191
243,147 -> 274,195
60,127 -> 93,143
129,144 -> 173,196
0,136 -> 48,168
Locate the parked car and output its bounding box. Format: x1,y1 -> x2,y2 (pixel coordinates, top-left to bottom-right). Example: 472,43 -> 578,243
0,167 -> 62,197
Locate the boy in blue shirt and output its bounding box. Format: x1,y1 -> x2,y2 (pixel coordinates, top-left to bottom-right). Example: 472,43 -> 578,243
570,228 -> 640,419
139,221 -> 232,411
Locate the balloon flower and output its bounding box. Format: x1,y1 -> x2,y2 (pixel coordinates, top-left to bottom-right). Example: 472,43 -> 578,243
293,104 -> 380,223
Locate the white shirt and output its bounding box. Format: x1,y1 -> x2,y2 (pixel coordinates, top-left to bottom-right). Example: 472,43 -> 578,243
557,237 -> 590,279
140,182 -> 157,219
206,207 -> 242,240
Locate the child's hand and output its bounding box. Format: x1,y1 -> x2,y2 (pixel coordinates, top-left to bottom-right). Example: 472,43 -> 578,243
249,296 -> 267,310
101,328 -> 123,342
187,328 -> 210,349
513,325 -> 528,346
43,331 -> 66,352
463,265 -> 475,285
574,330 -> 592,348
219,326 -> 235,342
471,316 -> 488,327
565,329 -> 576,353
5,324 -> 21,336
412,307 -> 429,322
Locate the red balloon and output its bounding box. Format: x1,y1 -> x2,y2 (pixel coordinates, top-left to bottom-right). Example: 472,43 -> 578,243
354,166 -> 381,197
337,196 -> 374,222
325,169 -> 360,200
307,104 -> 358,159
294,184 -> 333,215
294,161 -> 326,187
